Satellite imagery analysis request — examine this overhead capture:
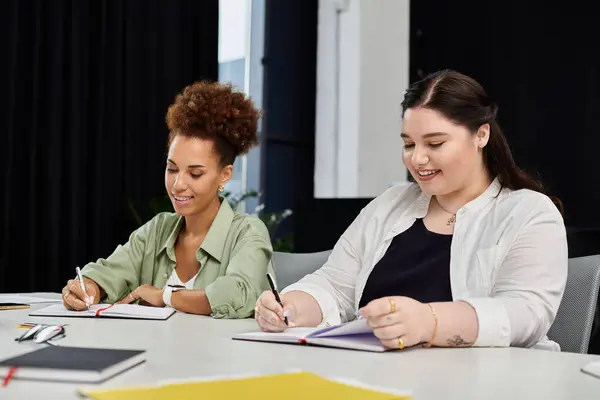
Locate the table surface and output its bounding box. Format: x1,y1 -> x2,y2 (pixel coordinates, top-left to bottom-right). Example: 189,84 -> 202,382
1,294 -> 599,399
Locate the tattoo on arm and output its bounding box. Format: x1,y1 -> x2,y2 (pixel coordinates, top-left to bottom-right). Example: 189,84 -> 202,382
446,335 -> 473,347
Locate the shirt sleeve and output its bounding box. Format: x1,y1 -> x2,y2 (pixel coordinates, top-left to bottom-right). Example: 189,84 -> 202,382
81,218 -> 153,304
281,206 -> 371,326
204,220 -> 273,319
458,196 -> 568,347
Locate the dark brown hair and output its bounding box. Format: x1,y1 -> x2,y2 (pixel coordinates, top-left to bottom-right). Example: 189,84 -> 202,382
401,70 -> 559,208
166,81 -> 260,167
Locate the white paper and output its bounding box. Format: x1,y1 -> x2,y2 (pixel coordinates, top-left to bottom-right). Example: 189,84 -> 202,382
29,303 -> 175,320
232,318 -> 384,352
234,327 -> 320,341
0,294 -> 62,304
311,318 -> 372,338
100,304 -> 175,318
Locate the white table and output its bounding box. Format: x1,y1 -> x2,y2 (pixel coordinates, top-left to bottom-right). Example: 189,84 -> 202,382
1,297 -> 599,399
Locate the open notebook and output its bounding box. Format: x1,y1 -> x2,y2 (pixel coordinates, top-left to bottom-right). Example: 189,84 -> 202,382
78,371 -> 411,399
233,318 -> 389,352
29,303 -> 176,320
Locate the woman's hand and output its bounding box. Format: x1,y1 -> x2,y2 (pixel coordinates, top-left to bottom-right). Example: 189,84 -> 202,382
255,291 -> 295,332
117,284 -> 165,307
62,278 -> 101,311
359,296 -> 434,350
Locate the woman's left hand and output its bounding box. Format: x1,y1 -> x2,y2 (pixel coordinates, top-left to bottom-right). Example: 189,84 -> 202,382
117,284 -> 165,307
359,296 -> 433,350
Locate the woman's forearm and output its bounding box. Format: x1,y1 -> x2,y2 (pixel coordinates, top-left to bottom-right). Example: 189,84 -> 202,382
422,301 -> 479,347
282,291 -> 324,327
171,290 -> 212,315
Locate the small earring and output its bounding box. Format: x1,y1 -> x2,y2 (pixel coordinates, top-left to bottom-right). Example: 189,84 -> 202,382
218,185 -> 225,195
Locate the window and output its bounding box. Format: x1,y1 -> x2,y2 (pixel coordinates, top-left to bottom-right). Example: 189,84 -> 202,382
218,0 -> 264,212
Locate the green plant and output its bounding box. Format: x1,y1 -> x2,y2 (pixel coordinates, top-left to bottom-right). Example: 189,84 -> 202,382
128,190 -> 294,251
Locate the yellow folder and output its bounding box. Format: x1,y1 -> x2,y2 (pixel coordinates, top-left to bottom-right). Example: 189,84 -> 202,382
79,371 -> 411,400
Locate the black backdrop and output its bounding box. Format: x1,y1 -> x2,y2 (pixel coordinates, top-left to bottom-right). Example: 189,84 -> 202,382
409,0 -> 600,232
0,0 -> 218,293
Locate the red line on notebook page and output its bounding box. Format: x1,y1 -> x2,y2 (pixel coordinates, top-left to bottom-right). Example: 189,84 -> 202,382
95,303 -> 116,317
2,367 -> 17,387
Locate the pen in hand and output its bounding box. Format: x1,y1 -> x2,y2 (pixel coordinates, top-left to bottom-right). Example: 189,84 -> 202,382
75,266 -> 91,308
266,273 -> 288,326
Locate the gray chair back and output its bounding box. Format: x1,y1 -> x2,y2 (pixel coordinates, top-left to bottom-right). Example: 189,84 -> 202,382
272,250 -> 333,289
547,255 -> 600,354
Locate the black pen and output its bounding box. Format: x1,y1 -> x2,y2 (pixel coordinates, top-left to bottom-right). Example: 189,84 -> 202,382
266,273 -> 288,325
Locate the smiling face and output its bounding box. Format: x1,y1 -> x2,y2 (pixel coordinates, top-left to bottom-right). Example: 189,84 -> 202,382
401,107 -> 490,196
164,135 -> 232,217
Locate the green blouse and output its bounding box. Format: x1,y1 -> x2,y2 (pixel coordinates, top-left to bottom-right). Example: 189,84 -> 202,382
81,199 -> 274,319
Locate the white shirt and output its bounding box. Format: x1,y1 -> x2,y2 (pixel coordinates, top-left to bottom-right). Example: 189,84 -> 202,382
164,269 -> 200,290
282,178 -> 568,350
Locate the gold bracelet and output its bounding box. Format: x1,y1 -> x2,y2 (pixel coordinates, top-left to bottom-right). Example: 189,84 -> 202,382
423,304 -> 438,348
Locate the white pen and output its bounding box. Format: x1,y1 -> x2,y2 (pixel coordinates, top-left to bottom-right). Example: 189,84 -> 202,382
75,266 -> 90,308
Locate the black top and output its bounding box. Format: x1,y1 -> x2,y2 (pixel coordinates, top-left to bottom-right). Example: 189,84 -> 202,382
358,218 -> 453,308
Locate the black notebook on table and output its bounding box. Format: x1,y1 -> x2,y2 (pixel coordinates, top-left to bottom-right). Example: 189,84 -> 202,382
0,346 -> 146,383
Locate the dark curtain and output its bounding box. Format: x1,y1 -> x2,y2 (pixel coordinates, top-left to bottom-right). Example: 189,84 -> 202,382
261,0 -> 318,248
0,0 -> 218,293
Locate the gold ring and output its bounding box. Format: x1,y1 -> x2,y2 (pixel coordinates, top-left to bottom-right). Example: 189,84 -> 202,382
255,304 -> 261,315
388,297 -> 396,313
397,337 -> 405,350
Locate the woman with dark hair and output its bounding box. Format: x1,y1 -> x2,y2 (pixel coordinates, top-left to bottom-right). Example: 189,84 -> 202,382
256,69 -> 568,351
60,81 -> 274,318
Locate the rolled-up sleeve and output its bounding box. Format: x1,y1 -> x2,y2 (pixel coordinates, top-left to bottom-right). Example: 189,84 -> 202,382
459,197 -> 568,348
81,221 -> 150,303
205,226 -> 272,319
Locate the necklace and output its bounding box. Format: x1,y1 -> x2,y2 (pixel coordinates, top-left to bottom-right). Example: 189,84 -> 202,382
435,198 -> 457,226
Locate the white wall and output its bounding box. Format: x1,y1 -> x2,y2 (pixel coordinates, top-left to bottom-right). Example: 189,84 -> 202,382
218,0 -> 249,63
314,0 -> 410,198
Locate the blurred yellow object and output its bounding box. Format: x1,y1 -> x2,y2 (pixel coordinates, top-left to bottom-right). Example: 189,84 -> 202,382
79,371 -> 411,400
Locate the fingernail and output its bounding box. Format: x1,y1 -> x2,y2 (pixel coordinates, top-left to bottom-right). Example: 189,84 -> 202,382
283,310 -> 291,318
89,296 -> 94,304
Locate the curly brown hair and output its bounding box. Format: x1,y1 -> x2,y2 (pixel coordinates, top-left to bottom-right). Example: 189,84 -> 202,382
166,81 -> 261,167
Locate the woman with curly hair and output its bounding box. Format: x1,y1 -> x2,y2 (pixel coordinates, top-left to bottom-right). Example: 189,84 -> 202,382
60,81 -> 273,318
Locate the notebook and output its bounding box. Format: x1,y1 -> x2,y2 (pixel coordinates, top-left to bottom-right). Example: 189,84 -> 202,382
78,371 -> 411,399
0,346 -> 146,383
233,318 -> 389,352
582,360 -> 600,379
29,303 -> 176,320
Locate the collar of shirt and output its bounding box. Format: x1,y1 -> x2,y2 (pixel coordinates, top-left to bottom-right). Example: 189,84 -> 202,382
409,176 -> 502,218
159,198 -> 235,263
383,177 -> 503,242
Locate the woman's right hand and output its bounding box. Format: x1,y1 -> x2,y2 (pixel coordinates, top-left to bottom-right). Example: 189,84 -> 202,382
255,291 -> 295,332
61,277 -> 101,311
